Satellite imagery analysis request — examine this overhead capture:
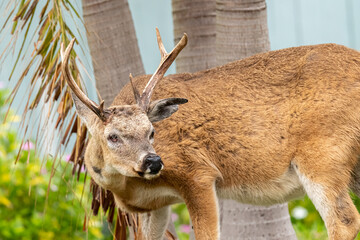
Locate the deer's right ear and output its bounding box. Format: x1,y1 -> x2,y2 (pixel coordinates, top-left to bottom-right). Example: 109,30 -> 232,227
147,98 -> 188,123
71,92 -> 98,135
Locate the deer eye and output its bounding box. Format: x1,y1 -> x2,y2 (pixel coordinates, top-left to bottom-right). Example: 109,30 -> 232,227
108,134 -> 120,143
149,129 -> 155,140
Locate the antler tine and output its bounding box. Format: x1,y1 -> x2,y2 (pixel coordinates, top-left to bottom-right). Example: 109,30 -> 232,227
129,73 -> 141,104
60,39 -> 109,122
156,28 -> 167,62
139,29 -> 188,111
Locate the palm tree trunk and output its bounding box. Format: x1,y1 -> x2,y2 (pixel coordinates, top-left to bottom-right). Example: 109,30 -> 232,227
172,0 -> 217,72
82,0 -> 144,105
174,0 -> 297,239
216,0 -> 270,62
172,2 -> 217,238
216,1 -> 296,239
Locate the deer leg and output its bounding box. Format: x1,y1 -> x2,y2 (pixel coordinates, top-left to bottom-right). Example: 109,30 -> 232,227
292,161 -> 360,240
137,206 -> 171,240
182,182 -> 220,240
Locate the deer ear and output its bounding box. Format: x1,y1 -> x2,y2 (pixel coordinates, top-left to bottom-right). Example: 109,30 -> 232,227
71,92 -> 98,135
147,98 -> 188,123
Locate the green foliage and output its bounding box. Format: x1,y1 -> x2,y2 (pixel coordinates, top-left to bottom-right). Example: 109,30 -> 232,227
289,195 -> 360,239
0,87 -> 111,240
289,196 -> 328,240
172,204 -> 190,240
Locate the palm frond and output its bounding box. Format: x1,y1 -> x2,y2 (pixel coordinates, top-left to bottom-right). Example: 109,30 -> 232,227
1,0 -> 76,162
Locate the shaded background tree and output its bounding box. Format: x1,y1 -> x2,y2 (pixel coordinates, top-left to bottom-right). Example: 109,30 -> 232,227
82,0 -> 144,105
173,0 -> 296,239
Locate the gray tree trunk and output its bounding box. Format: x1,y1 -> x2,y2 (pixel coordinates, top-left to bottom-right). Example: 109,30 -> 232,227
172,1 -> 217,238
216,1 -> 296,239
172,0 -> 217,72
216,0 -> 270,62
174,0 -> 297,239
82,0 -> 144,105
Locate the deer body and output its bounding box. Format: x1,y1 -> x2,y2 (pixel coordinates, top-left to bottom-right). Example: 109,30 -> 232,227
62,35 -> 360,239
114,42 -> 360,199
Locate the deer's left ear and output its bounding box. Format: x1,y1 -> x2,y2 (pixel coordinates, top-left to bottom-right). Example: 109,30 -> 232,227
147,98 -> 188,123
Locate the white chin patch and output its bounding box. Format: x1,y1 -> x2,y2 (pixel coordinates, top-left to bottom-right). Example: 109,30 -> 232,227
143,172 -> 161,180
137,165 -> 164,179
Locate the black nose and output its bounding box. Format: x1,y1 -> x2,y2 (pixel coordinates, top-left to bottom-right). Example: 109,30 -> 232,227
143,154 -> 163,174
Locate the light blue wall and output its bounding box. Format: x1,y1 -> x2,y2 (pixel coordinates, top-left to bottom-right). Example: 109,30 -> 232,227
2,0 -> 360,86
129,0 -> 175,75
131,0 -> 360,75
267,0 -> 360,50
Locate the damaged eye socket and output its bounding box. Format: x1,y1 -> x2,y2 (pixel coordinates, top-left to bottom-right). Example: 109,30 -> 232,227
108,134 -> 120,143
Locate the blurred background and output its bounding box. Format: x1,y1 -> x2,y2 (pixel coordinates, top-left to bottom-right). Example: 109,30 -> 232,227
1,0 -> 360,239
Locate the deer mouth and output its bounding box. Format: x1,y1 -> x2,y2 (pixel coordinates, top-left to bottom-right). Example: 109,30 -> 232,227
136,171 -> 145,177
135,162 -> 164,179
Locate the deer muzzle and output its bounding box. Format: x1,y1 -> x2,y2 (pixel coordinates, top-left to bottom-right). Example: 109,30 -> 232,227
142,153 -> 164,175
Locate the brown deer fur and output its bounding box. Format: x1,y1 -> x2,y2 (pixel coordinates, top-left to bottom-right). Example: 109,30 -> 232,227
75,43 -> 360,240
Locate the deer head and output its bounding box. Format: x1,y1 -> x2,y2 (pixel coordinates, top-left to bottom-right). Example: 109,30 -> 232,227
60,29 -> 188,180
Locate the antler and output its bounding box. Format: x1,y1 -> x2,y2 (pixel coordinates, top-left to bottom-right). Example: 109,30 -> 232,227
131,28 -> 188,111
60,39 -> 109,122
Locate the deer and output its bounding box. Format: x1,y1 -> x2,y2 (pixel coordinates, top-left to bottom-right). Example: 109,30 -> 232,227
60,28 -> 360,240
